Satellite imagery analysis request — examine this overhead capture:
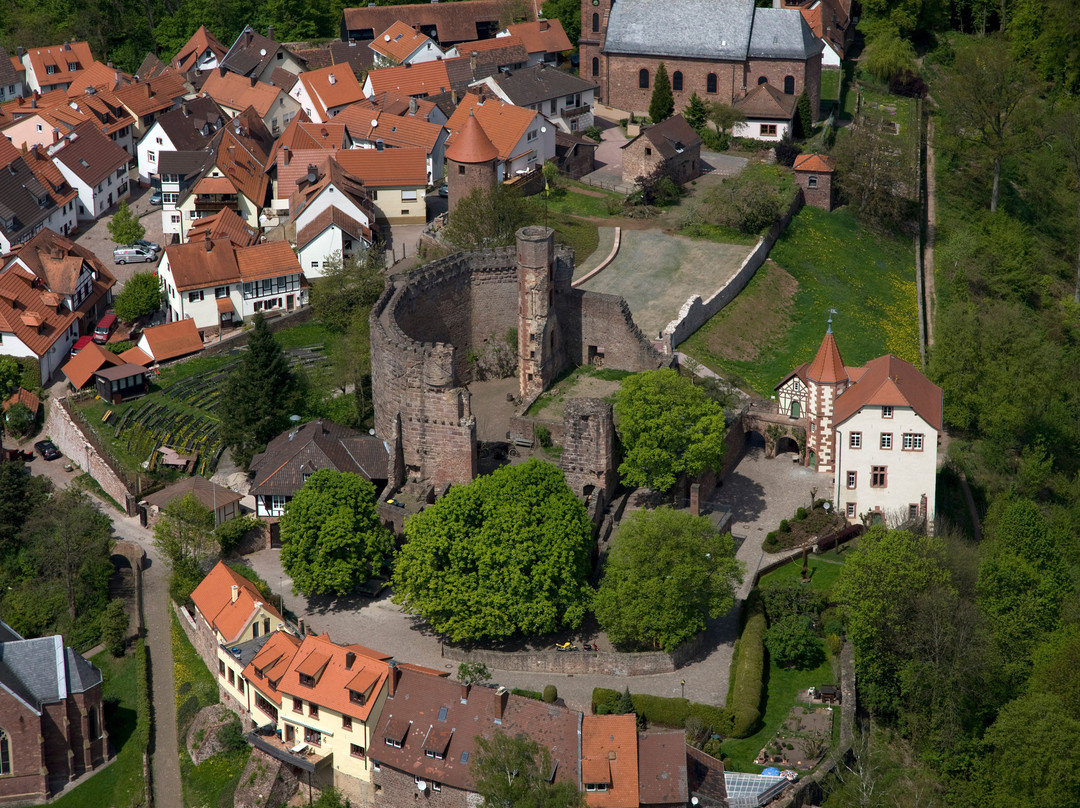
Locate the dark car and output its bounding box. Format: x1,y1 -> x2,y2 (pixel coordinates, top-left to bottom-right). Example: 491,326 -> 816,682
33,440 -> 61,461
438,184 -> 448,198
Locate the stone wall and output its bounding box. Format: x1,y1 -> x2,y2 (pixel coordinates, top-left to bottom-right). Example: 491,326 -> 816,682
622,135 -> 701,186
373,764 -> 474,808
174,603 -> 219,683
46,398 -> 134,511
558,289 -> 670,370
200,306 -> 314,358
795,171 -> 834,211
663,191 -> 804,349
560,398 -> 617,506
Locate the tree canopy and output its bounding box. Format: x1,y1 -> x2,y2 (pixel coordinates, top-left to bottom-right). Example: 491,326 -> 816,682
649,62 -> 674,123
594,507 -> 743,652
153,492 -> 217,568
107,201 -> 146,246
113,272 -> 162,322
472,731 -> 586,808
613,369 -> 727,492
218,313 -> 301,468
392,459 -> 593,642
443,184 -> 533,250
280,469 -> 392,596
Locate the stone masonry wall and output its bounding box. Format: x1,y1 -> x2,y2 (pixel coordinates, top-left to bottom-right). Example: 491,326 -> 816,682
373,764 -> 478,808
46,398 -> 133,510
622,136 -> 701,186
796,171 -> 833,211
560,398 -> 617,505
561,289 -> 670,370
0,690 -> 48,804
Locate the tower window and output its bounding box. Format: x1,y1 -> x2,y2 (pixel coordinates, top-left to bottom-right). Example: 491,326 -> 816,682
592,12 -> 599,32
784,75 -> 795,94
458,165 -> 465,174
592,57 -> 599,77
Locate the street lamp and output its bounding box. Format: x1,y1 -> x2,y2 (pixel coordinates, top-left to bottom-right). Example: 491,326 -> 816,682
681,680 -> 685,699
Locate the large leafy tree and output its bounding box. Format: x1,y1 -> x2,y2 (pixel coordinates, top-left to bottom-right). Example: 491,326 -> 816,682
472,731 -> 586,808
153,492 -> 216,567
392,459 -> 593,641
0,461 -> 50,556
107,201 -> 146,246
705,101 -> 745,138
594,507 -> 742,652
219,313 -> 301,468
832,526 -> 952,717
308,248 -> 386,334
113,272 -> 162,322
539,0 -> 579,46
833,112 -> 915,230
443,185 -> 533,250
649,62 -> 674,123
280,469 -> 392,596
613,369 -> 726,493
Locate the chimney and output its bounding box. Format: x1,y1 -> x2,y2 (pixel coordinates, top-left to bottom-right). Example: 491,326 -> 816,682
298,617 -> 305,634
409,97 -> 417,115
306,164 -> 318,184
345,651 -> 356,669
31,95 -> 37,109
181,101 -> 189,117
16,46 -> 24,58
470,50 -> 478,74
52,128 -> 59,144
250,75 -> 258,88
267,25 -> 275,40
460,683 -> 469,704
494,687 -> 508,721
107,60 -> 113,68
219,65 -> 226,77
388,660 -> 400,696
282,145 -> 291,166
540,20 -> 549,31
231,584 -> 239,602
245,29 -> 254,46
205,233 -> 213,251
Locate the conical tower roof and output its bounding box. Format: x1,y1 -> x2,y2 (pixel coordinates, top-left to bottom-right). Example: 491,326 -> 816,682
806,327 -> 847,384
445,110 -> 498,164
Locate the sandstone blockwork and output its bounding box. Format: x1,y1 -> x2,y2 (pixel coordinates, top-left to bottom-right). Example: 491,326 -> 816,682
371,227 -> 666,497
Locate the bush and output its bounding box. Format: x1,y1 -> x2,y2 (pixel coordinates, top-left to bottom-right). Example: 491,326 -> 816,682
511,688 -> 543,701
795,507 -> 808,521
135,638 -> 151,749
534,425 -> 552,448
760,579 -> 827,622
604,196 -> 624,215
106,341 -> 134,354
774,138 -> 801,167
218,718 -> 247,752
889,69 -> 928,98
590,688 -> 732,734
169,556 -> 205,608
764,614 -> 825,668
4,401 -> 35,438
216,514 -> 260,555
826,632 -> 843,657
543,684 -> 558,703
728,591 -> 765,737
764,531 -> 779,551
583,124 -> 604,142
779,519 -> 790,534
100,598 -> 129,657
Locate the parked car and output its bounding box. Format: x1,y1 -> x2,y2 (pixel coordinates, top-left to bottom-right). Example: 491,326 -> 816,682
93,312 -> 117,344
33,440 -> 61,461
114,246 -> 155,264
70,335 -> 94,358
149,189 -> 162,205
134,238 -> 160,253
438,184 -> 448,198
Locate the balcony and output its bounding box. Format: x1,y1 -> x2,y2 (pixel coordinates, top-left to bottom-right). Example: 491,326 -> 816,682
561,105 -> 591,119
194,195 -> 239,213
247,725 -> 332,773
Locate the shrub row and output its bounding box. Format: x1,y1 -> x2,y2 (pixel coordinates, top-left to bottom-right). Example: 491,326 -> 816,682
511,688 -> 542,701
591,689 -> 732,735
135,638 -> 152,750
728,591 -> 766,738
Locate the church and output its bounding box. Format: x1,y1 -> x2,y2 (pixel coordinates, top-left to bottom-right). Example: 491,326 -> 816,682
580,0 -> 823,119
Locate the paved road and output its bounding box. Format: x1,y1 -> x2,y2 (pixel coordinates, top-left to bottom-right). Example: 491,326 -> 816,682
24,451 -> 183,808
74,184 -> 165,292
241,446 -> 813,714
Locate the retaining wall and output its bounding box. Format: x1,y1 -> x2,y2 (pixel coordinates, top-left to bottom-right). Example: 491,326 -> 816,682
662,191 -> 804,349
46,398 -> 134,511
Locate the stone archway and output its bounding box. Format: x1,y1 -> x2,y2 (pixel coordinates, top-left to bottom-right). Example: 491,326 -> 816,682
775,435 -> 801,457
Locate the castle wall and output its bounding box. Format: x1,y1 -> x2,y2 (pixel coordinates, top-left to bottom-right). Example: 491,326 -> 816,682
558,289 -> 668,372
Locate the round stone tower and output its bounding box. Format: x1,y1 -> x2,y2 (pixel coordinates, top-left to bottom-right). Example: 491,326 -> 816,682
444,109 -> 498,215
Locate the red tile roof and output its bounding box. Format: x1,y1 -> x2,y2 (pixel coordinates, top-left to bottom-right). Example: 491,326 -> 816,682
138,318 -> 204,361
637,732 -> 690,805
288,159 -> 374,224
833,353 -> 943,431
243,630 -> 302,705
61,342 -> 123,389
235,241 -> 301,282
296,65 -> 366,120
296,206 -> 372,251
190,561 -> 285,644
335,104 -> 444,151
444,108 -> 499,163
793,153 -> 836,173
113,73 -> 187,118
1,387 -> 41,416
22,145 -> 77,209
365,57 -> 468,98
164,238 -> 240,291
334,147 -> 429,187
501,19 -> 573,54
368,90 -> 439,120
278,633 -> 391,723
25,42 -> 95,90
446,93 -> 535,162
342,0 -> 535,45
186,207 -> 260,247
51,122 -> 131,186
172,25 -> 229,73
806,330 -> 847,384
65,61 -> 130,96
118,345 -> 152,366
582,715 -> 639,808
369,21 -> 437,64
201,70 -> 287,118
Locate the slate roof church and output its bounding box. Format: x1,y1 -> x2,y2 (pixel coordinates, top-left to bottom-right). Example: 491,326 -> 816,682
580,0 -> 824,120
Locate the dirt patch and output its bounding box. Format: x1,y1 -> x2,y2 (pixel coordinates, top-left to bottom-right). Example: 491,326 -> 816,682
756,705 -> 834,770
697,260 -> 798,361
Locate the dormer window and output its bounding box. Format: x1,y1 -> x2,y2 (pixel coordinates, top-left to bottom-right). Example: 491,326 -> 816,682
349,690 -> 366,705
299,673 -> 315,688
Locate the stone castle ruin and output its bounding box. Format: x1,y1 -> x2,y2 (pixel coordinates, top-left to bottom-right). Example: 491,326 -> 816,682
371,226 -> 666,506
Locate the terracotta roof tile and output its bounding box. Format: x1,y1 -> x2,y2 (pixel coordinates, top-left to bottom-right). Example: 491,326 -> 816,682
25,42 -> 95,90
806,330 -> 847,384
22,145 -> 77,209
365,57 -> 469,98
171,26 -> 229,73
296,65 -> 366,120
138,318 -> 204,361
288,159 -> 374,224
186,207 -> 260,247
793,153 -> 836,173
61,342 -> 124,389
243,630 -> 302,705
51,122 -> 131,186
334,104 -> 442,151
501,19 -> 573,54
235,240 -> 301,282
113,73 -> 187,118
833,353 -> 943,431
343,0 -> 534,45
2,387 -> 41,416
296,207 -> 372,251
201,70 -> 287,118
368,90 -> 439,120
446,93 -> 536,162
65,61 -> 130,96
733,82 -> 798,119
582,715 -> 639,808
163,238 -> 240,291
118,345 -> 152,366
637,732 -> 690,805
369,21 -> 438,63
334,147 -> 429,186
443,109 -> 498,163
190,561 -> 284,644
278,633 -> 391,722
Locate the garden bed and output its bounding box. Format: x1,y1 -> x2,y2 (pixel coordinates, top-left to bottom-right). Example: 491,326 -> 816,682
763,504 -> 848,553
755,705 -> 834,770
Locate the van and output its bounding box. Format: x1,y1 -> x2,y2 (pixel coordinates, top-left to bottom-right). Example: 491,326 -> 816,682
70,335 -> 94,357
93,313 -> 117,344
113,246 -> 155,264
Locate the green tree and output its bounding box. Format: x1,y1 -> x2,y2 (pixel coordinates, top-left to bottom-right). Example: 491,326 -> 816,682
833,114 -> 915,230
683,92 -> 708,132
100,598 -> 129,657
280,469 -> 392,597
457,661 -> 491,686
393,459 -> 593,641
472,731 -> 586,808
309,247 -> 386,334
23,490 -> 114,621
0,459 -> 49,556
706,101 -> 745,138
936,37 -> 1038,212
4,401 -> 34,439
615,687 -> 634,715
215,514 -> 260,556
112,271 -> 162,322
594,507 -> 743,652
542,159 -> 561,193
793,90 -> 813,139
218,313 -> 301,468
0,357 -> 22,393
764,614 -> 824,668
833,526 -> 952,716
649,62 -> 674,123
106,200 -> 146,246
153,492 -> 216,567
539,0 -> 580,46
1028,625 -> 1080,720
613,369 -> 727,493
443,184 -> 533,250
860,26 -> 916,82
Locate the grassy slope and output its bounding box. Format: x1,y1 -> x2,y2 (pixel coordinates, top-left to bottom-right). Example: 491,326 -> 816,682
681,206 -> 919,394
51,652 -> 142,808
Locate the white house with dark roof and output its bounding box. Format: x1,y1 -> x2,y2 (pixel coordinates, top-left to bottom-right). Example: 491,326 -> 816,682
220,25 -> 306,83
470,62 -> 598,133
289,160 -> 377,279
136,96 -> 228,182
0,46 -> 24,102
48,123 -> 132,220
732,82 -> 797,141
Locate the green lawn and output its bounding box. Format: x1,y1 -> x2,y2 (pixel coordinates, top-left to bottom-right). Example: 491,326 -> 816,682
820,68 -> 842,111
681,206 -> 919,395
51,652 -> 143,808
543,185 -> 620,218
759,554 -> 847,592
546,211 -> 600,264
722,652 -> 836,772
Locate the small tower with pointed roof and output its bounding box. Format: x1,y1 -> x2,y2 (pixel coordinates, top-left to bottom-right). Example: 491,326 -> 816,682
444,109 -> 498,215
805,320 -> 850,472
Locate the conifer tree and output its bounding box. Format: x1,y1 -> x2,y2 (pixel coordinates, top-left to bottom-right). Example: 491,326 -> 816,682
794,90 -> 813,139
649,62 -> 675,123
684,92 -> 708,132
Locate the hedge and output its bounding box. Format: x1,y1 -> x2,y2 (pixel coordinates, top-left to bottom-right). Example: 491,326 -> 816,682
135,638 -> 152,749
591,688 -> 732,735
511,688 -> 543,701
728,590 -> 766,737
